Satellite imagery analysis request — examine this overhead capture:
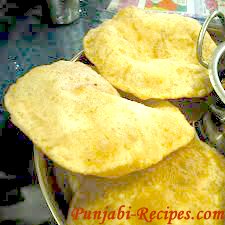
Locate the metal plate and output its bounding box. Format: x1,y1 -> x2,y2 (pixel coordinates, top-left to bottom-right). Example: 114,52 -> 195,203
34,50 -> 85,225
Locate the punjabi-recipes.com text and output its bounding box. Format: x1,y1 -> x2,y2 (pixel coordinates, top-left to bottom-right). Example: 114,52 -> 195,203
71,205 -> 225,224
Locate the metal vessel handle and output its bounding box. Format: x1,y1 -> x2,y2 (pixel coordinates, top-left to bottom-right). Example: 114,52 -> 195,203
210,42 -> 225,104
197,10 -> 225,68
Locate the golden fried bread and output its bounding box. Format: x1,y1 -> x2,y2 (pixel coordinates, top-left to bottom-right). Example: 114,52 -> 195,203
4,60 -> 194,177
84,7 -> 216,99
67,138 -> 225,225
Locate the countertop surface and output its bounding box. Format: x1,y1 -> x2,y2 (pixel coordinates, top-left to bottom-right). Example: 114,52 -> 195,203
1,0 -> 113,127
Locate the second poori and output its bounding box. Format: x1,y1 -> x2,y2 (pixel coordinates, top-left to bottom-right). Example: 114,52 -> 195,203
84,7 -> 216,100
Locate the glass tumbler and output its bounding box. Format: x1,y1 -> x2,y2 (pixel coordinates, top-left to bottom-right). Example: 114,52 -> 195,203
46,0 -> 80,24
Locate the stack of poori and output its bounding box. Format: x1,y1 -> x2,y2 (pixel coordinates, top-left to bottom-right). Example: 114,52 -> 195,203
4,6 -> 225,225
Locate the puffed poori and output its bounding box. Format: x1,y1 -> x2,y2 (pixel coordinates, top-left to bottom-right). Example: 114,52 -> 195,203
4,60 -> 194,177
84,7 -> 216,100
67,138 -> 225,225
